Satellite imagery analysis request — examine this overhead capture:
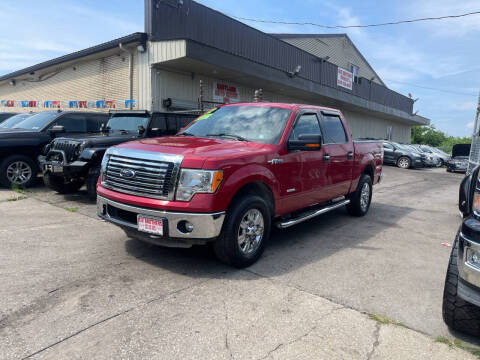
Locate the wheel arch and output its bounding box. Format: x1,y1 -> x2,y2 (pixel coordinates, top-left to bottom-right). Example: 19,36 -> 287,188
227,181 -> 275,218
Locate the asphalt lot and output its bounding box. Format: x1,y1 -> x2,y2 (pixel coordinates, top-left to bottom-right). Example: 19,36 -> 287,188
0,166 -> 478,359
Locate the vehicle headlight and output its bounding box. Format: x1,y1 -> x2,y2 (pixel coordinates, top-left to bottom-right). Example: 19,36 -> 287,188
175,169 -> 223,201
100,153 -> 110,183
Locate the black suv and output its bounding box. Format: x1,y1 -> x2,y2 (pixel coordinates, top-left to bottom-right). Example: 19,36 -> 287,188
382,141 -> 424,169
0,110 -> 108,188
39,110 -> 197,200
443,166 -> 480,336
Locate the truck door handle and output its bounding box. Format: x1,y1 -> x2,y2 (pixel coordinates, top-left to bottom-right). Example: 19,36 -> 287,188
347,151 -> 353,159
323,154 -> 330,162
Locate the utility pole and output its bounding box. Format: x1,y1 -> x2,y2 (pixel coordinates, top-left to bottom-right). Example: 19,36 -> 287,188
467,90 -> 480,174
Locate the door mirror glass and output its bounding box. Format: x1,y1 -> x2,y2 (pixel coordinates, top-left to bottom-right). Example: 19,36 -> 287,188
48,125 -> 65,135
288,134 -> 322,151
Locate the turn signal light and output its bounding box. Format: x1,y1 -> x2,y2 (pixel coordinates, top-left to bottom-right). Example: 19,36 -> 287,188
211,171 -> 223,192
473,192 -> 480,213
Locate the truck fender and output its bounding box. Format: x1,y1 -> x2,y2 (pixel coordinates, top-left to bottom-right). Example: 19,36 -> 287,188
221,164 -> 280,214
79,147 -> 108,161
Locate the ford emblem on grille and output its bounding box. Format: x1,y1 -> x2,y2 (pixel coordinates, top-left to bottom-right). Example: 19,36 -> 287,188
120,168 -> 136,179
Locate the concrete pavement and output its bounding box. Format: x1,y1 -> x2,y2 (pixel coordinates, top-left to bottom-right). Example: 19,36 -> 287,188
0,166 -> 477,359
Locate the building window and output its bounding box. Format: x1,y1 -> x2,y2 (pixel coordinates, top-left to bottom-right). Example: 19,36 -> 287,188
350,64 -> 359,83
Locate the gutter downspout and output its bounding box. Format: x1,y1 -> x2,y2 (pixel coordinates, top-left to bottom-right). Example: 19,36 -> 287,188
119,43 -> 134,109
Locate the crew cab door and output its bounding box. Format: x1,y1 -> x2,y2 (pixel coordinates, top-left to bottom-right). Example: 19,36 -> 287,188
318,112 -> 354,198
275,111 -> 329,214
382,142 -> 395,164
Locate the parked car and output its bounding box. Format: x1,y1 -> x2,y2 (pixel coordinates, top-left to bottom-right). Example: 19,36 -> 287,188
430,147 -> 451,166
0,110 -> 108,188
446,144 -> 471,173
0,112 -> 35,129
410,144 -> 441,167
0,112 -> 17,124
382,141 -> 423,169
442,166 -> 480,337
97,103 -> 383,267
39,110 -> 197,200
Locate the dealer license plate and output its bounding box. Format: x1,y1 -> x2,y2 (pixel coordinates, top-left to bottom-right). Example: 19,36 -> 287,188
137,216 -> 164,235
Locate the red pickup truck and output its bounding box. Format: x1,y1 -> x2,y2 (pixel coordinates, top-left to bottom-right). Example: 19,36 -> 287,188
97,103 -> 383,267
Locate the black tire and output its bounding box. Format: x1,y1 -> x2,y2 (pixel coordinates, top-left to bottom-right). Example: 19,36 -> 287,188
442,232 -> 480,337
86,166 -> 100,201
43,172 -> 84,194
213,195 -> 271,268
0,155 -> 37,188
397,156 -> 411,169
346,174 -> 372,217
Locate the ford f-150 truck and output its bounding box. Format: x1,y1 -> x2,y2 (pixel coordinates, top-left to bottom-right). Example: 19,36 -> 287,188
97,103 -> 383,267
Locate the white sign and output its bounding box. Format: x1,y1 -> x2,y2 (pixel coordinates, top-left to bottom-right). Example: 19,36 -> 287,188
213,82 -> 240,104
337,67 -> 353,90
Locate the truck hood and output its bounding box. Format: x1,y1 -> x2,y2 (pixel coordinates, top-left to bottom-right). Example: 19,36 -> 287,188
452,144 -> 471,158
118,136 -> 274,168
55,132 -> 139,148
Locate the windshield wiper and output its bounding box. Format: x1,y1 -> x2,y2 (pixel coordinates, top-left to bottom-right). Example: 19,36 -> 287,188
176,132 -> 195,137
206,133 -> 248,141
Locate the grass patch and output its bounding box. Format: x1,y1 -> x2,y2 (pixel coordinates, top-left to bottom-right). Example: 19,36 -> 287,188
435,337 -> 480,358
65,207 -> 79,213
11,184 -> 29,195
368,314 -> 407,328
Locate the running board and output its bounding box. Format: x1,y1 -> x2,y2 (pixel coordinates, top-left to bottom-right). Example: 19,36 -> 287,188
275,199 -> 350,229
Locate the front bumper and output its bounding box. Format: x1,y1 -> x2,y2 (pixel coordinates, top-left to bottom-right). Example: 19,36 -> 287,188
457,219 -> 480,306
38,155 -> 89,176
446,161 -> 468,172
413,158 -> 423,168
97,195 -> 225,247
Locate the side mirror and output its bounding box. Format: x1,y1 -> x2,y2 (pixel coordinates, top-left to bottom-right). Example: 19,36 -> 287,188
138,125 -> 146,135
48,125 -> 65,135
460,166 -> 480,216
288,134 -> 322,151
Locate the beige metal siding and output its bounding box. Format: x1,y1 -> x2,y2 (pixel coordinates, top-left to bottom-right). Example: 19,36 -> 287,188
280,37 -> 383,85
152,68 -> 410,142
0,51 -> 137,113
150,40 -> 186,64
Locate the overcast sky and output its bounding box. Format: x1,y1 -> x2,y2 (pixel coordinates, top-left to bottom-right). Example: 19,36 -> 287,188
0,0 -> 478,137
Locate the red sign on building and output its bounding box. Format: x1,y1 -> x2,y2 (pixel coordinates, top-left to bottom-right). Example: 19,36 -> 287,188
337,68 -> 353,90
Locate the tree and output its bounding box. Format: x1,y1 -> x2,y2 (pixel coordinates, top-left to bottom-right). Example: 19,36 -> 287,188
411,125 -> 471,153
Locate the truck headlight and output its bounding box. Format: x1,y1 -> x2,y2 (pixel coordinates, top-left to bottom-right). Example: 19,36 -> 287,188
175,169 -> 223,201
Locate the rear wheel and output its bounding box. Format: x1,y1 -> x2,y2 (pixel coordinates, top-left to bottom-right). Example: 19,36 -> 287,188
442,233 -> 480,337
397,156 -> 411,169
0,155 -> 37,188
43,172 -> 84,194
347,174 -> 372,217
86,166 -> 100,201
213,195 -> 271,268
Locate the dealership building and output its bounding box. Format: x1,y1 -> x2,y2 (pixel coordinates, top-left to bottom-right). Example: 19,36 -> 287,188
0,0 -> 428,143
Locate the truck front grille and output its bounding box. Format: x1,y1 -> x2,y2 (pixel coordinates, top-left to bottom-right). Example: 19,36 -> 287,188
52,140 -> 80,163
104,155 -> 176,199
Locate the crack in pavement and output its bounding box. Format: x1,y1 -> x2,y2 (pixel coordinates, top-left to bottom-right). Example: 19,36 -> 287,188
21,308 -> 133,359
255,306 -> 344,360
366,322 -> 381,360
19,278 -> 213,359
224,300 -> 234,359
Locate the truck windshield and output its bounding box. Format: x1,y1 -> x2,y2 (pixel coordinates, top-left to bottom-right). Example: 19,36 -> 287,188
12,111 -> 58,130
181,105 -> 292,144
107,115 -> 149,132
0,113 -> 33,128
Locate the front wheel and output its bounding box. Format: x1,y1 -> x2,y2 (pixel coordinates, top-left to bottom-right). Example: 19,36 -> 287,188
43,173 -> 84,193
0,155 -> 37,188
397,156 -> 411,169
442,233 -> 480,337
213,195 -> 271,268
86,166 -> 100,201
347,174 -> 372,217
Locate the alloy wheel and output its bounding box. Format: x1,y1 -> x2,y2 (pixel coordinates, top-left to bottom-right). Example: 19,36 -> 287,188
6,161 -> 32,185
360,182 -> 371,212
237,209 -> 264,255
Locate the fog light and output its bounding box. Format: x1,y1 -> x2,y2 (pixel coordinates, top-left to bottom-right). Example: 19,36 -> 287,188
177,220 -> 194,234
466,248 -> 480,269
